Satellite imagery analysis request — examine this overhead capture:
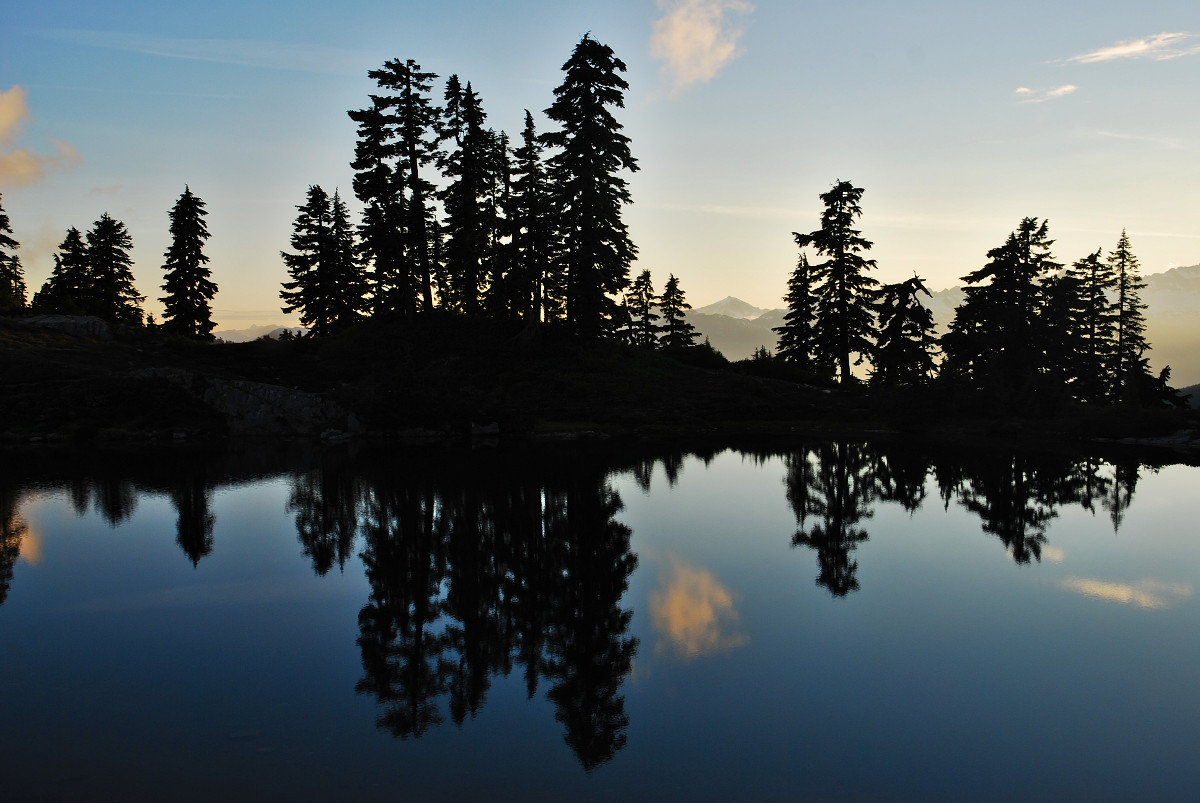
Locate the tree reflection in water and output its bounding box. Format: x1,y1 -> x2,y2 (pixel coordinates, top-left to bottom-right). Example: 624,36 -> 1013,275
784,441 -> 1156,596
350,451 -> 638,769
0,440 -> 1168,766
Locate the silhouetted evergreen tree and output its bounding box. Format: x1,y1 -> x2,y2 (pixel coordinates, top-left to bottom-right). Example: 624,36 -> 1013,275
280,186 -> 367,335
543,34 -> 638,338
658,273 -> 697,350
871,275 -> 937,386
794,181 -> 879,382
481,129 -> 514,318
941,217 -> 1059,393
1039,270 -> 1089,395
86,213 -> 144,325
1107,230 -> 1151,401
369,59 -> 442,313
0,193 -> 26,312
626,269 -> 659,347
1064,249 -> 1116,403
439,77 -> 491,315
348,97 -> 407,315
159,186 -> 217,339
773,252 -> 824,373
509,110 -> 559,323
32,227 -> 90,314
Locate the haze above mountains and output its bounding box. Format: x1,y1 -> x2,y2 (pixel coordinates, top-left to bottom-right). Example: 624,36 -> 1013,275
686,264 -> 1200,386
213,263 -> 1200,387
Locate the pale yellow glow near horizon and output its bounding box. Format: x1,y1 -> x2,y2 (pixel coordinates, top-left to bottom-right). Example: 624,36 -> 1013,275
650,557 -> 748,658
1059,577 -> 1192,610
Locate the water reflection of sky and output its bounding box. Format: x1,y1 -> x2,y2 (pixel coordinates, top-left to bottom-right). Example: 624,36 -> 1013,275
2,448 -> 1199,800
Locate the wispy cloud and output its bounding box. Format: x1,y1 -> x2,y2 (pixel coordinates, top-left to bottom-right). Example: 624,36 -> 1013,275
44,29 -> 364,75
0,86 -> 81,188
1060,577 -> 1192,610
1015,84 -> 1078,103
1066,32 -> 1200,64
651,0 -> 754,93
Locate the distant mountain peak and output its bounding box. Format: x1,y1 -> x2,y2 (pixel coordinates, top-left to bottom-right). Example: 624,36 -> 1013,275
692,296 -> 770,320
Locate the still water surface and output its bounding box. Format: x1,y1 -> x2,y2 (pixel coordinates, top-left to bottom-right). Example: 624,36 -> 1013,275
1,442 -> 1197,800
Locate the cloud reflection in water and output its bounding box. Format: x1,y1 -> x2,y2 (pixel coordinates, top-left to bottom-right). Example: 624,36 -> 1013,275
650,557 -> 748,659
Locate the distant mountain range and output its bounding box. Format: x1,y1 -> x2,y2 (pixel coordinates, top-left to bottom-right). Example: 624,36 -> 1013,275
689,264 -> 1200,386
213,324 -> 307,343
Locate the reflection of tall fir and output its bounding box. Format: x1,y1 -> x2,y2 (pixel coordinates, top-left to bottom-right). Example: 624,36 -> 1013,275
350,453 -> 638,768
172,475 -> 215,567
543,467 -> 638,770
357,480 -> 451,738
786,443 -> 877,597
288,461 -> 363,575
946,454 -> 1059,564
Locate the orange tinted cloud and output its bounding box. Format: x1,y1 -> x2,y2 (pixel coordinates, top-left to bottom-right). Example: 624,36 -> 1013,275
0,85 -> 81,187
650,558 -> 748,658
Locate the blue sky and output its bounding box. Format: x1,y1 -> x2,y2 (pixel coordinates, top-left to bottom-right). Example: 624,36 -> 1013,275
2,1 -> 1198,326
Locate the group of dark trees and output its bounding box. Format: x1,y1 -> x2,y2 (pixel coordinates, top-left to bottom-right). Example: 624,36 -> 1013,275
773,180 -> 1176,407
2,187 -> 218,338
281,35 -> 655,341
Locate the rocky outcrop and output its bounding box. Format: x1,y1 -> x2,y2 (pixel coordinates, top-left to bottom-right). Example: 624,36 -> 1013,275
10,315 -> 114,340
137,368 -> 352,436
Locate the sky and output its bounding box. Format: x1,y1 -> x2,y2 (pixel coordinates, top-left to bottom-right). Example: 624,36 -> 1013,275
2,0 -> 1198,328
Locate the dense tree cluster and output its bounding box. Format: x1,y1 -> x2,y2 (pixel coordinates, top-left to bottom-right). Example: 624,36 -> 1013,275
285,34 -> 642,339
774,180 -> 1177,407
31,213 -> 145,324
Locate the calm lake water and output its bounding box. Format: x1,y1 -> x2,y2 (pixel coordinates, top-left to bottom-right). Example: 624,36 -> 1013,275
2,441 -> 1198,801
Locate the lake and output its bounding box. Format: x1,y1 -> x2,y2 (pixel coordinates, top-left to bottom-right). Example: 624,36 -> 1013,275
1,440 -> 1197,801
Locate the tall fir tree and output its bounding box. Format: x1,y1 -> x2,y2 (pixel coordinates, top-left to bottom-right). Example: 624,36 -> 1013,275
657,274 -> 697,350
509,110 -> 560,323
871,276 -> 938,387
348,97 -> 407,315
368,58 -> 442,314
280,186 -> 366,335
32,227 -> 90,314
86,213 -> 143,325
281,185 -> 334,332
543,35 -> 638,338
941,217 -> 1059,392
773,252 -> 825,374
0,192 -> 26,312
1064,248 -> 1116,403
438,77 -> 490,315
1107,230 -> 1150,400
625,269 -> 659,348
159,186 -> 217,339
794,180 -> 879,383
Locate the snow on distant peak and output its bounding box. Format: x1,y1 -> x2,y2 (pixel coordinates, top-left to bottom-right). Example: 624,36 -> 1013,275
691,296 -> 770,320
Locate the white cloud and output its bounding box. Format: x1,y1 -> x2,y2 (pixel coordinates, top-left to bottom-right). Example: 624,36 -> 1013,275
1066,32 -> 1200,64
0,86 -> 81,188
651,0 -> 754,93
1015,84 -> 1078,103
